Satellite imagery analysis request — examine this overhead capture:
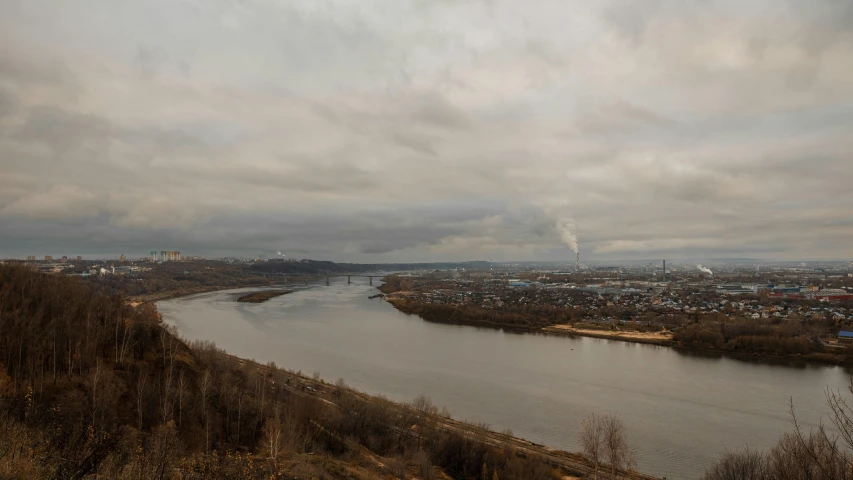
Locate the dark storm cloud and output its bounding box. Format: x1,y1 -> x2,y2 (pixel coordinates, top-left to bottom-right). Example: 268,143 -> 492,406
1,0 -> 852,261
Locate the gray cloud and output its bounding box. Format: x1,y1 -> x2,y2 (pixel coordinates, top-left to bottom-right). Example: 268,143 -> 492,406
0,0 -> 852,261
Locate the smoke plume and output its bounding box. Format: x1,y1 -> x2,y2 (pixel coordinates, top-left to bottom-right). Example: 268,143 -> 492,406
697,265 -> 713,275
555,216 -> 579,254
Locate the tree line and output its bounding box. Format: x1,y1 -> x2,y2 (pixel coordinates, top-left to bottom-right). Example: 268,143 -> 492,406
673,316 -> 853,364
84,261 -> 274,299
387,300 -> 567,330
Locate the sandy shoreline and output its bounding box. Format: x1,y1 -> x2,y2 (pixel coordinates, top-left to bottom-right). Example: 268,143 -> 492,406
543,324 -> 675,345
127,275 -> 326,305
127,284 -> 245,305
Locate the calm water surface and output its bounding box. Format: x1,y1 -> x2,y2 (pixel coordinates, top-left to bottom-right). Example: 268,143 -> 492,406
158,282 -> 849,479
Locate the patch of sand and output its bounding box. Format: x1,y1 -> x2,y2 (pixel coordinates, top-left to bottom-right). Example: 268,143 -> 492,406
549,324 -> 674,341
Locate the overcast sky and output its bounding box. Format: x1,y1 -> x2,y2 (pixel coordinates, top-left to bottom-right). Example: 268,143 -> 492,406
1,0 -> 852,262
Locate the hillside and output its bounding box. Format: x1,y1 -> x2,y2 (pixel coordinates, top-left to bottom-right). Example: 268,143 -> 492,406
0,264 -> 563,479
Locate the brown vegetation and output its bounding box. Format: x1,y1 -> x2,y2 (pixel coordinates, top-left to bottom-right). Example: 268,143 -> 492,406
235,290 -> 293,304
86,261 -> 276,300
673,318 -> 853,364
388,298 -> 562,330
0,264 -> 563,479
579,413 -> 635,480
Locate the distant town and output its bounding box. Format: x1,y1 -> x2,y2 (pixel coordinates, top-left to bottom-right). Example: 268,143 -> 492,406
5,254 -> 853,359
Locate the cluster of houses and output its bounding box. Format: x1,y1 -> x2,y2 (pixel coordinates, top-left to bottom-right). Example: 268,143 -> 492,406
392,274 -> 853,325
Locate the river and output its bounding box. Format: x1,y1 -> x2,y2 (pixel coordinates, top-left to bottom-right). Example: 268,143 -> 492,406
158,281 -> 850,479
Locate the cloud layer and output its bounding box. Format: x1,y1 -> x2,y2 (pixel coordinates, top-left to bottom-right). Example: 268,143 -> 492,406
1,0 -> 852,261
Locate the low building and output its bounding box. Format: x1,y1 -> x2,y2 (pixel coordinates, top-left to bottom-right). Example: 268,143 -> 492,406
838,331 -> 853,344
773,286 -> 801,295
717,284 -> 756,295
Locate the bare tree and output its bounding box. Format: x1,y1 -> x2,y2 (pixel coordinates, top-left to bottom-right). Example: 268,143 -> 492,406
136,372 -> 148,430
411,394 -> 438,415
118,319 -> 134,366
415,450 -> 435,480
90,359 -> 102,429
160,326 -> 178,368
147,422 -> 182,480
198,369 -> 212,453
580,413 -> 605,480
235,389 -> 244,445
825,380 -> 853,451
158,364 -> 174,425
603,413 -> 634,479
176,370 -> 188,427
703,448 -> 767,480
255,368 -> 267,409
581,412 -> 633,479
387,455 -> 407,479
260,414 -> 285,467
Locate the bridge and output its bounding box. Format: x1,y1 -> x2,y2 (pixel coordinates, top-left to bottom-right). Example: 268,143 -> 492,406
254,272 -> 387,286
324,274 -> 386,286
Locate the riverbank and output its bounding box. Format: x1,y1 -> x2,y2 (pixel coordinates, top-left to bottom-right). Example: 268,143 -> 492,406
384,294 -> 853,367
224,353 -> 660,480
126,275 -> 323,304
386,295 -> 669,340
158,279 -> 853,478
128,284 -> 245,304
543,324 -> 675,346
10,264 -> 647,480
236,289 -> 293,303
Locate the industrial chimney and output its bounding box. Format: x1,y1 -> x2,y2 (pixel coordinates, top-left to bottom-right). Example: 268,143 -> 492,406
663,260 -> 666,282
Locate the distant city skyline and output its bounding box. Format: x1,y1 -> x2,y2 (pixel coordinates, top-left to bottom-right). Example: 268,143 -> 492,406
4,251 -> 852,267
1,0 -> 851,262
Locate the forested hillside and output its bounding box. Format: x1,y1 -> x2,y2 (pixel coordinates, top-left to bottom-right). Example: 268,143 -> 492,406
0,264 -> 560,479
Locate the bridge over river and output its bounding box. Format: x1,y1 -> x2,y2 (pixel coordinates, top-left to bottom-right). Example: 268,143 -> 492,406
323,274 -> 386,286
256,272 -> 387,286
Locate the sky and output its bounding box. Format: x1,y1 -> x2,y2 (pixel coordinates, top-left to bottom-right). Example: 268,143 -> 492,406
1,0 -> 852,262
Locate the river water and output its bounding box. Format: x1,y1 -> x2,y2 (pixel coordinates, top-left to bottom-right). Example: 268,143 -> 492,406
158,281 -> 850,479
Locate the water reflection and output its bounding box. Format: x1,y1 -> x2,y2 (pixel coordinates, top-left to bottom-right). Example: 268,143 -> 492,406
159,282 -> 849,479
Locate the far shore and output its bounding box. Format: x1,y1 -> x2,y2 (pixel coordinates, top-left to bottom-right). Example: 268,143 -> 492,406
382,295 -> 853,368
126,274 -> 329,305
236,289 -> 293,303
128,284 -> 248,305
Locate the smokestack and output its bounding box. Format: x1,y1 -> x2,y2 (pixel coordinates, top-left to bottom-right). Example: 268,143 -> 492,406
576,252 -> 580,272
663,260 -> 666,282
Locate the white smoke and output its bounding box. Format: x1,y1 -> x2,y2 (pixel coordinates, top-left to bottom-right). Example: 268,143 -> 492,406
697,265 -> 714,276
277,251 -> 286,257
555,216 -> 579,254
